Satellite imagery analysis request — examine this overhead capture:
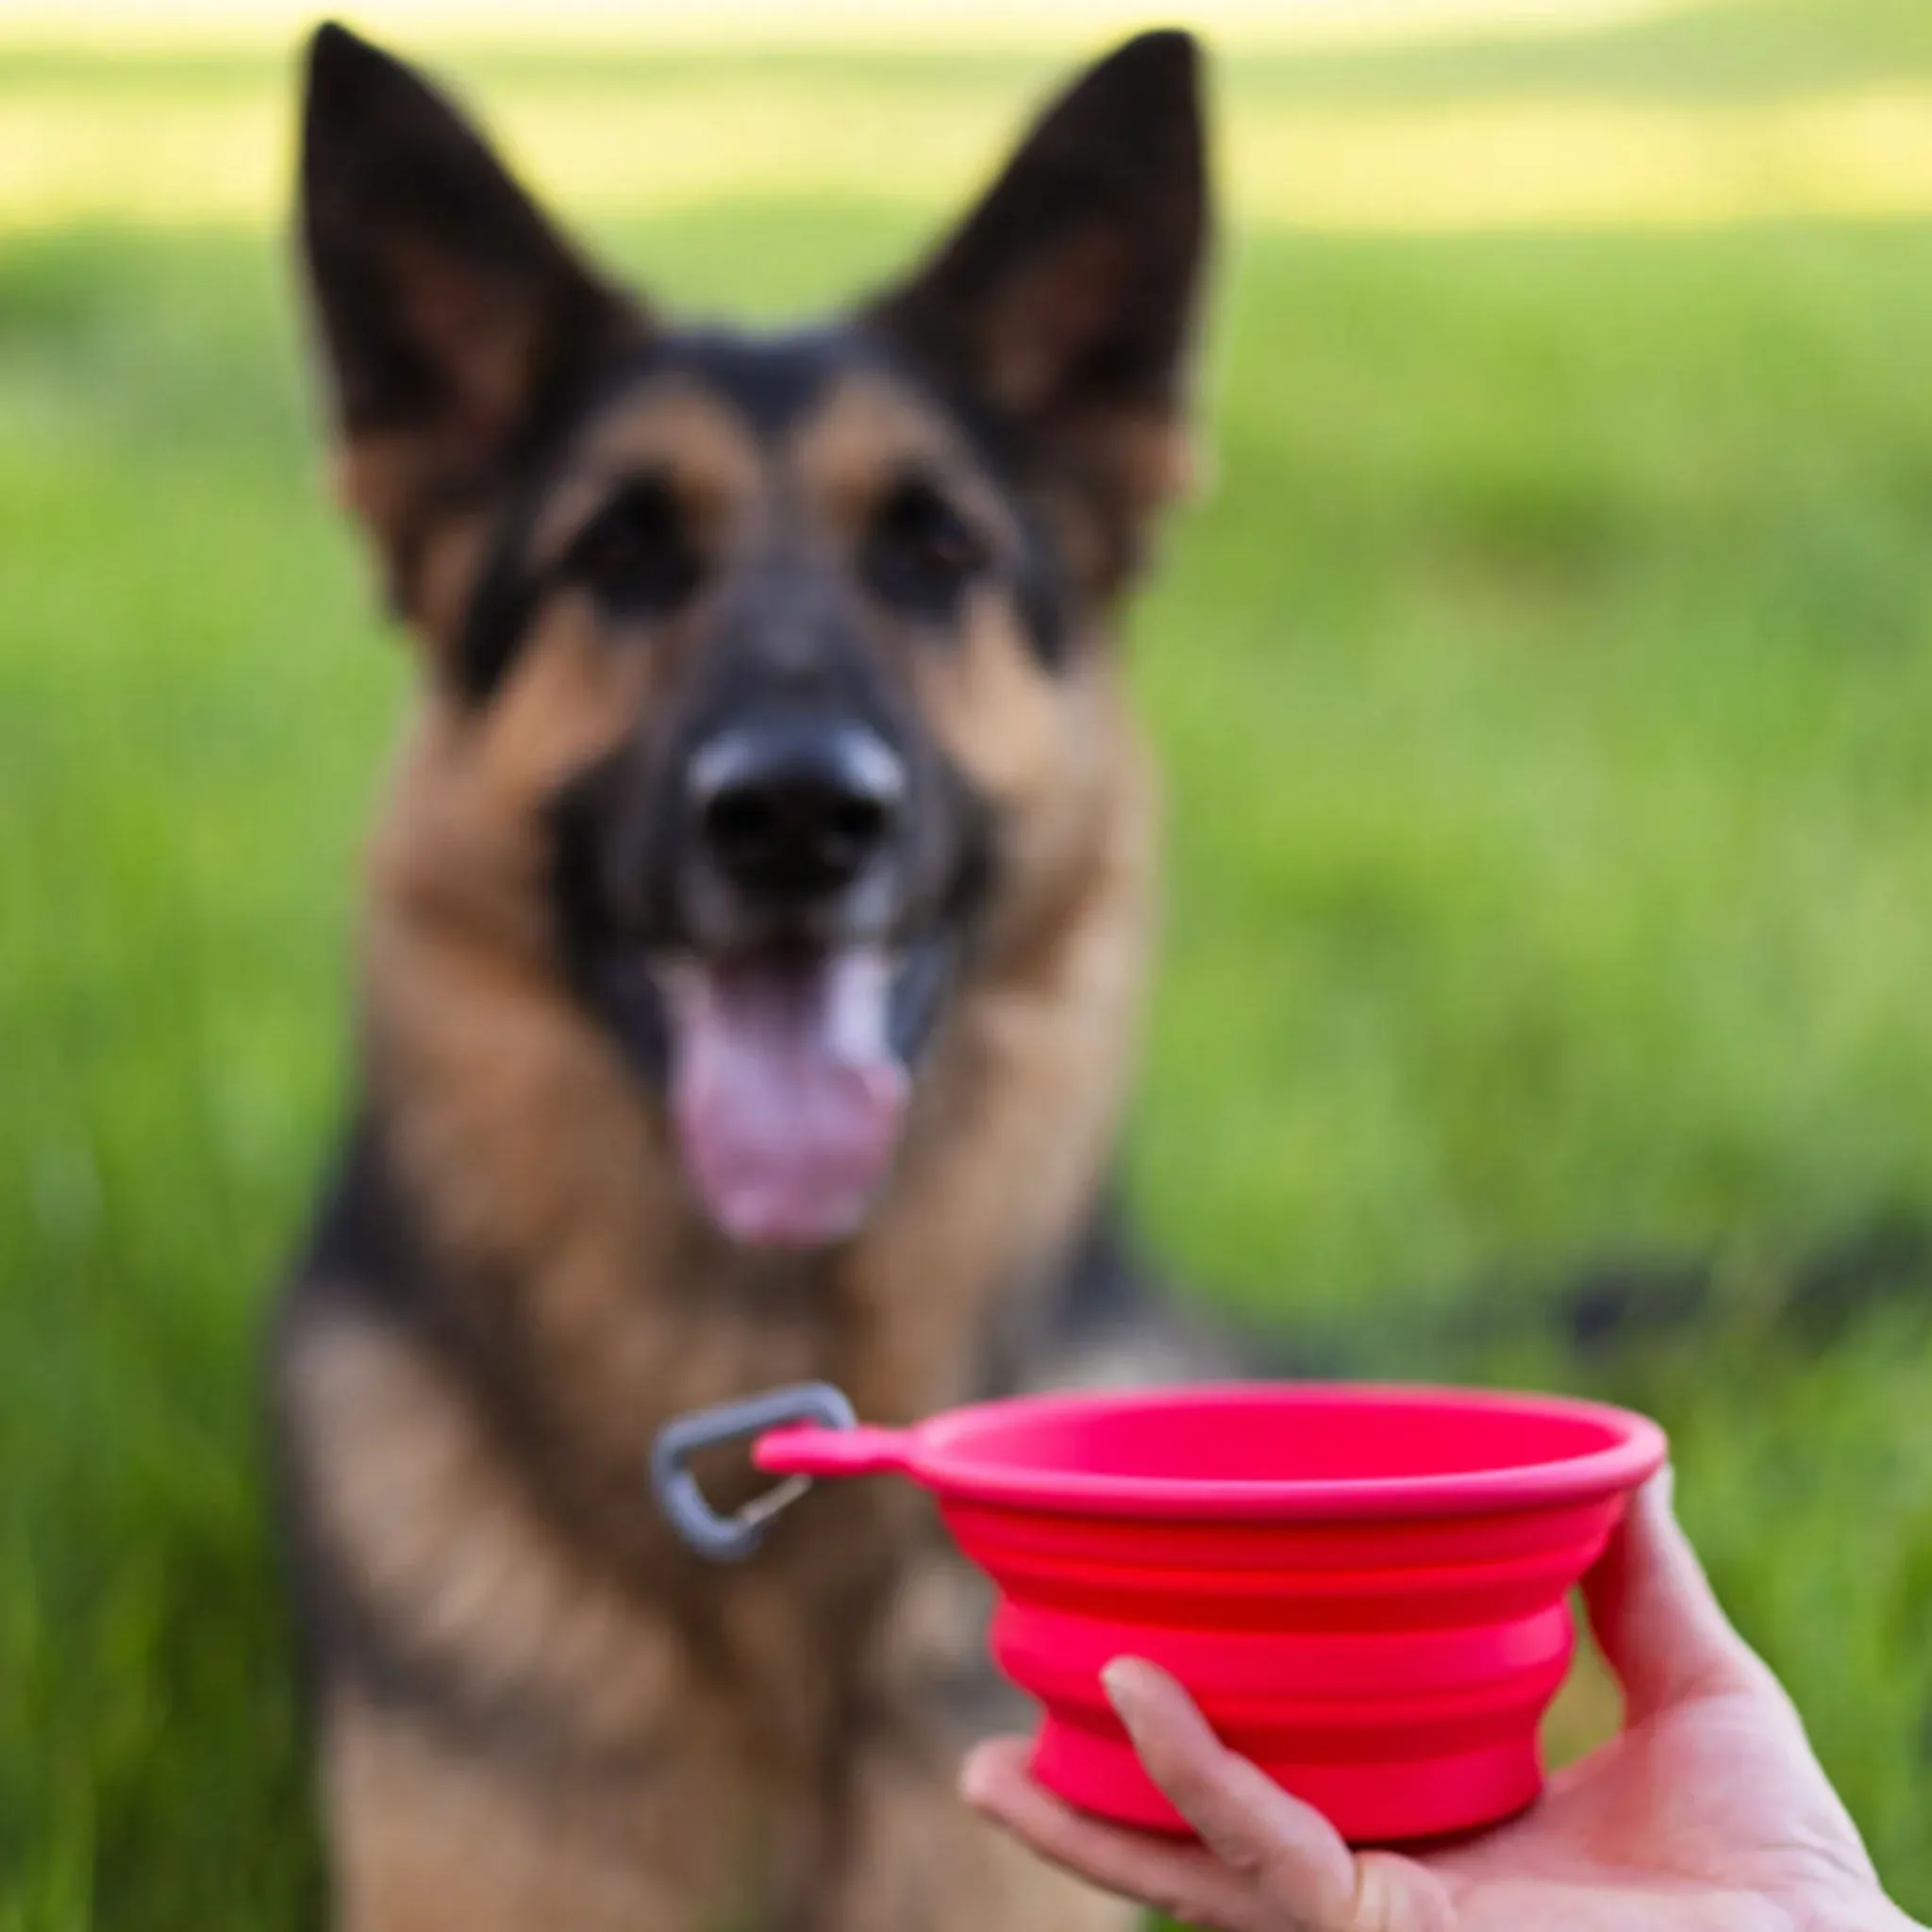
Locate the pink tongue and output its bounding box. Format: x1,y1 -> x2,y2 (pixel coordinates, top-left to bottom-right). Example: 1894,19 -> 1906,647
666,950 -> 909,1247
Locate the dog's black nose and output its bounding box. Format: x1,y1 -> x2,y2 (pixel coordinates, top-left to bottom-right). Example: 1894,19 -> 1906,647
691,721 -> 905,903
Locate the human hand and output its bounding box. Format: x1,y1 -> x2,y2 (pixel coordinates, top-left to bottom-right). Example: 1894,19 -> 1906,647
963,1473 -> 1918,1932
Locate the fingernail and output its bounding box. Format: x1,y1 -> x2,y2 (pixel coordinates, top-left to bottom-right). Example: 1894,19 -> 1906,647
958,1746 -> 998,1810
1102,1657 -> 1158,1734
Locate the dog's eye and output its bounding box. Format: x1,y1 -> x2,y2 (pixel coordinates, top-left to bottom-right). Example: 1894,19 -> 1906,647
864,477 -> 988,623
563,476 -> 701,619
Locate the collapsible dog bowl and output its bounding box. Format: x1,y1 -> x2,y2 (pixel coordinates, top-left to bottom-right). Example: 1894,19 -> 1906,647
653,1380 -> 1666,1844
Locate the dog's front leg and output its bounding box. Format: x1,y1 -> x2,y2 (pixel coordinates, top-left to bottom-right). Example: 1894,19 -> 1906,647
322,1689 -> 752,1932
826,1734 -> 1139,1932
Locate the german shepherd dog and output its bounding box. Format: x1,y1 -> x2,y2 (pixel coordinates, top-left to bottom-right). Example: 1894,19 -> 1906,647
275,21 -> 1220,1930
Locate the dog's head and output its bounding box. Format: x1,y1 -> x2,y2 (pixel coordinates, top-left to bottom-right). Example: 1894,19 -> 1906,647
299,23 -> 1210,1250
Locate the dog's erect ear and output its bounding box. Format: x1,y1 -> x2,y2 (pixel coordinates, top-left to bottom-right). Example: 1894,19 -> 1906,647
862,30 -> 1209,589
297,23 -> 641,616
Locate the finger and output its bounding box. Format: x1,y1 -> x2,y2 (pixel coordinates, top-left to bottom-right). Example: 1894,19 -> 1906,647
1102,1660 -> 1362,1924
1583,1469 -> 1775,1724
961,1738 -> 1265,1931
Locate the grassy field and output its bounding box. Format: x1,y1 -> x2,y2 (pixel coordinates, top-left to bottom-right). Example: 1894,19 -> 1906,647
8,3 -> 1932,1925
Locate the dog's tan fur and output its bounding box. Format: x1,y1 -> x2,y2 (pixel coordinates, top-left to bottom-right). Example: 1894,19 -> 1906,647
288,696 -> 1151,1928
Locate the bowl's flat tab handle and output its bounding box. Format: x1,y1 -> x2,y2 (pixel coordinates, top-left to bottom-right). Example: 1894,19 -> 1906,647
755,1423 -> 911,1479
652,1381 -> 859,1563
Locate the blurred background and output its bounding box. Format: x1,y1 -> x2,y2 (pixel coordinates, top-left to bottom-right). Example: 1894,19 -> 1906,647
8,0 -> 1932,1922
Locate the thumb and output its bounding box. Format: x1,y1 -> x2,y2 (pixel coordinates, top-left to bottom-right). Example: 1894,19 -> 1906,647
1583,1469 -> 1774,1725
1104,1661 -> 1457,1932
1103,1658 -> 1358,1924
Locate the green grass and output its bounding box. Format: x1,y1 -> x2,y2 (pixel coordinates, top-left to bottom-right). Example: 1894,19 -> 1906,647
8,5 -> 1932,1925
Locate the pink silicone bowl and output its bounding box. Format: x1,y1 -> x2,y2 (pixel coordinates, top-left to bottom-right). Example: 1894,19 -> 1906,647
655,1380 -> 1667,1845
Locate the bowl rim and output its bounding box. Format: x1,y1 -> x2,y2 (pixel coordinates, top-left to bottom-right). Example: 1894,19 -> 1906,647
905,1380 -> 1669,1521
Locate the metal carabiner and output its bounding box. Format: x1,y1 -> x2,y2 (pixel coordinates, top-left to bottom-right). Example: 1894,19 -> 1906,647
650,1381 -> 858,1562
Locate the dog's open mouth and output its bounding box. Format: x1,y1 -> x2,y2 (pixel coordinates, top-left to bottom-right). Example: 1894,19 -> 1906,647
661,947 -> 911,1247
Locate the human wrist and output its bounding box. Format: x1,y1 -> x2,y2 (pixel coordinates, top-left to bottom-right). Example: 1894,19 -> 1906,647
1843,1900 -> 1924,1932
1789,1885 -> 1924,1932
